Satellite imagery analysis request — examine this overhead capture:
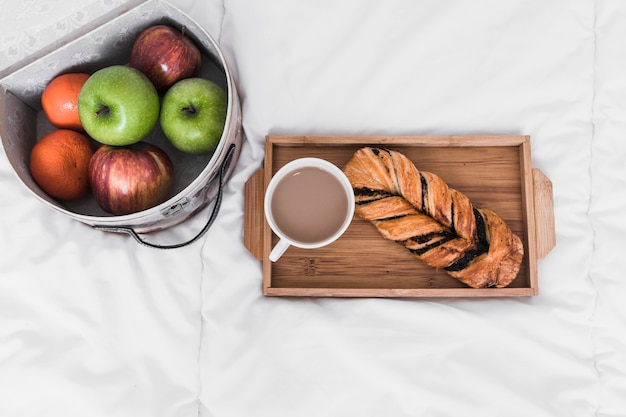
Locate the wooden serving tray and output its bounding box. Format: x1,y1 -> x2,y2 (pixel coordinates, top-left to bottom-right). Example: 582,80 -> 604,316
244,135 -> 555,297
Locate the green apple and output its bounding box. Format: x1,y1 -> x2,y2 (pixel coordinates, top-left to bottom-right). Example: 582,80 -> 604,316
159,78 -> 227,154
78,65 -> 159,146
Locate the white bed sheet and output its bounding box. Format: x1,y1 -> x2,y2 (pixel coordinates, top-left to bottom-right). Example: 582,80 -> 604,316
1,0 -> 625,416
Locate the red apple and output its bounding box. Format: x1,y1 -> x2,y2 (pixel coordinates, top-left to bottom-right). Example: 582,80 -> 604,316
88,142 -> 174,215
129,24 -> 202,94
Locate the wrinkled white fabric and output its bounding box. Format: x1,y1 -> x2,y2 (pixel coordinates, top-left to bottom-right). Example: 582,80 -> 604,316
1,0 -> 625,416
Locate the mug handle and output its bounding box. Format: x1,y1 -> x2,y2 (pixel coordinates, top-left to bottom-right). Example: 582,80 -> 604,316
93,143 -> 236,250
269,238 -> 291,262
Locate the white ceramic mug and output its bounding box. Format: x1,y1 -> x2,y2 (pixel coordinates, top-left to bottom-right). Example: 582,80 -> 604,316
264,157 -> 355,262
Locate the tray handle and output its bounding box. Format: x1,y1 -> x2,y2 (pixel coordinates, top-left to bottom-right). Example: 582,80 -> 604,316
532,168 -> 556,259
243,168 -> 265,260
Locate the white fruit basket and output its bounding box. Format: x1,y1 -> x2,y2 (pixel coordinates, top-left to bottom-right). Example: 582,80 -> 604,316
0,0 -> 243,248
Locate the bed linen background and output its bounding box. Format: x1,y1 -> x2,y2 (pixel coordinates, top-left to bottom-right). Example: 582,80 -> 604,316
1,0 -> 624,416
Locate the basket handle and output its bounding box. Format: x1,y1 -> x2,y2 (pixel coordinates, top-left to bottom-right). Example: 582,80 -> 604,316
93,143 -> 236,249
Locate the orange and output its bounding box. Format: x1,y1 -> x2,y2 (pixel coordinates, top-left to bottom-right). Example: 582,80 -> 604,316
41,73 -> 90,131
30,129 -> 94,201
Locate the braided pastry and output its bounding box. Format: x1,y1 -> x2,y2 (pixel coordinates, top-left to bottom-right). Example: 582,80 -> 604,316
342,147 -> 524,288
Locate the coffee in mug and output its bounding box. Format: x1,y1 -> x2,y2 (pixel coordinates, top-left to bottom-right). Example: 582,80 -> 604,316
264,158 -> 355,262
